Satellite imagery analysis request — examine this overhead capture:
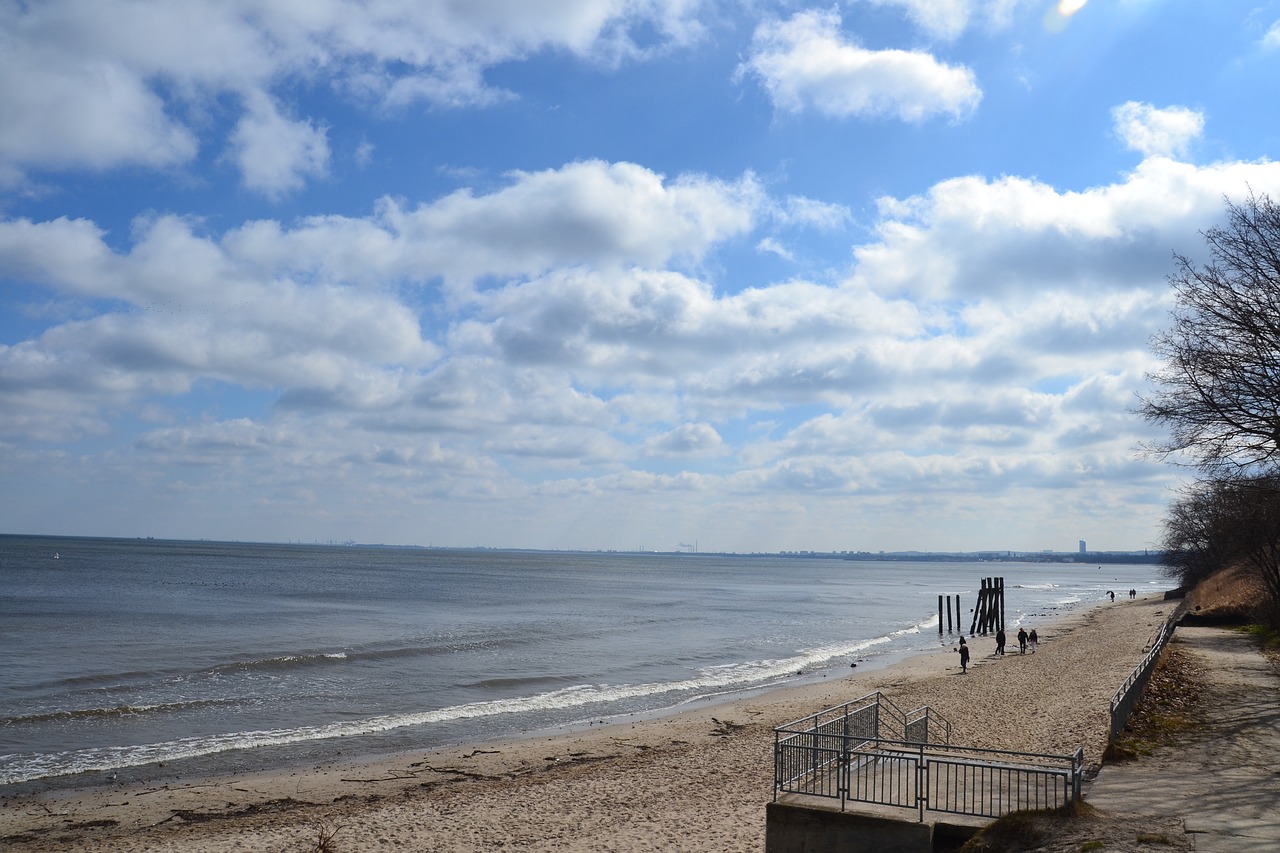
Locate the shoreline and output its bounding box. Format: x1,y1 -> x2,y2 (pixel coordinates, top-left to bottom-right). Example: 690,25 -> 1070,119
1,594 -> 1177,852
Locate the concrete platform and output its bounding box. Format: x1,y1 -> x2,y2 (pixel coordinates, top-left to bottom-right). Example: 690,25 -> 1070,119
1085,626 -> 1280,851
766,796 -> 988,853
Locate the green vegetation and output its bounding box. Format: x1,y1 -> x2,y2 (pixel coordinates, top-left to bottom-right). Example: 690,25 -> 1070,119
1237,623 -> 1280,649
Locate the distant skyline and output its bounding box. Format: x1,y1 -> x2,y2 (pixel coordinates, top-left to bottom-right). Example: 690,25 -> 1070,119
5,1 -> 1280,553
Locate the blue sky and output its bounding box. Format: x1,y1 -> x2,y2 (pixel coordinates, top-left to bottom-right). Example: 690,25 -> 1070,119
5,0 -> 1280,552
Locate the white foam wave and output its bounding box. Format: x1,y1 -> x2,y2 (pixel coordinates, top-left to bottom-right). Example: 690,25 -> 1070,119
0,615 -> 939,785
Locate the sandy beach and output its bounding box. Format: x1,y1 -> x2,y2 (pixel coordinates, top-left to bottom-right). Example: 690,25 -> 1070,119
1,595 -> 1177,852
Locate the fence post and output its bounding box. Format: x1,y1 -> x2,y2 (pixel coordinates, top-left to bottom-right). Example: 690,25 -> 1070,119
916,743 -> 927,822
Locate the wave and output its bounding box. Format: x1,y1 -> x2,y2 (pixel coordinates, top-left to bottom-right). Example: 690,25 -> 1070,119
36,670 -> 171,690
0,697 -> 245,727
0,614 -> 940,786
206,652 -> 349,673
468,675 -> 585,691
207,635 -> 531,674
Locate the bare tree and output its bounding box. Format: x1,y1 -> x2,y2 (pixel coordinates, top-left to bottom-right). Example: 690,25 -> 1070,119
1226,476 -> 1280,625
1161,475 -> 1280,626
1139,193 -> 1280,477
1159,480 -> 1238,589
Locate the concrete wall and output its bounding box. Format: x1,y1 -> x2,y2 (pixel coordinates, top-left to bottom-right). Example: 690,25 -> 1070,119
765,801 -> 933,853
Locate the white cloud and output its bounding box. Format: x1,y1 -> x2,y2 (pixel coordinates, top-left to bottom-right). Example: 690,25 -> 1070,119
643,423 -> 725,456
1111,101 -> 1204,159
740,10 -> 982,122
224,160 -> 764,289
228,93 -> 331,198
775,196 -> 854,231
1263,20 -> 1280,49
0,0 -> 705,187
756,237 -> 796,260
852,156 -> 1280,302
0,48 -> 198,184
7,149 -> 1277,549
858,0 -> 1028,41
0,212 -> 441,441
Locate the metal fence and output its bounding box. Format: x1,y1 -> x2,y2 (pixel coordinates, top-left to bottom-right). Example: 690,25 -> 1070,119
1108,613 -> 1178,739
774,693 -> 1084,821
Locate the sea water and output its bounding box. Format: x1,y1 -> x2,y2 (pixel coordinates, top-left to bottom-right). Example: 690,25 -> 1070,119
0,536 -> 1170,788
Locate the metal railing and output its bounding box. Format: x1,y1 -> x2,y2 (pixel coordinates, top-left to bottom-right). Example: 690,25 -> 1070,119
773,691 -> 949,746
1108,612 -> 1178,739
774,694 -> 1083,821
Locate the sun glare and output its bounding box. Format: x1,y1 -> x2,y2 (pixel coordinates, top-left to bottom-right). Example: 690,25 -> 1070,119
1058,0 -> 1088,15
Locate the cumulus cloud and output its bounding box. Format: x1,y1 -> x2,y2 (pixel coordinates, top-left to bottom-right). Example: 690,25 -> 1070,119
643,423 -> 725,456
739,10 -> 982,122
0,0 -> 705,186
0,211 -> 440,441
224,160 -> 765,289
1111,101 -> 1205,159
851,156 -> 1280,302
4,148 -> 1275,548
228,94 -> 331,198
0,47 -> 198,184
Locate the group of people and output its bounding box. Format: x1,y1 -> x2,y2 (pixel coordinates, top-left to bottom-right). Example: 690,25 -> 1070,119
956,626 -> 1037,673
1107,589 -> 1139,601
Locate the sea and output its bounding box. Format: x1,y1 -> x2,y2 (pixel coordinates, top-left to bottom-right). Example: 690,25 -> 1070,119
0,535 -> 1172,790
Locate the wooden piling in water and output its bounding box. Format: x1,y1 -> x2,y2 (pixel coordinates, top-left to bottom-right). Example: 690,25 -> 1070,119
967,577 -> 1005,636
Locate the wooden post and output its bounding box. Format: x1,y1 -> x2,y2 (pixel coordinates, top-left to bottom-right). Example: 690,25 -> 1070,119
980,577 -> 998,635
997,577 -> 1005,632
938,595 -> 944,635
971,578 -> 990,635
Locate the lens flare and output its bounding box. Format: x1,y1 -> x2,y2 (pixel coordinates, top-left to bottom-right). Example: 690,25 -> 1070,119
1058,0 -> 1088,15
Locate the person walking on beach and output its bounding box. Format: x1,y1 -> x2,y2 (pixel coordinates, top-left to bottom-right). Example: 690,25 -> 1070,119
1017,627 -> 1028,654
957,637 -> 970,673
995,628 -> 1006,655
1028,629 -> 1038,653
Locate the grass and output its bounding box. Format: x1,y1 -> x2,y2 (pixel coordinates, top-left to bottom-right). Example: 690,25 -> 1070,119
1237,623 -> 1280,648
1135,832 -> 1175,844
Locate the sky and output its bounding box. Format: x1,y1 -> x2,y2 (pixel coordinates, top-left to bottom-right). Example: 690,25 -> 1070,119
4,0 -> 1280,553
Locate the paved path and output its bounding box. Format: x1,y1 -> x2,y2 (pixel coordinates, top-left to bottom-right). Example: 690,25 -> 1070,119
1085,626 -> 1280,851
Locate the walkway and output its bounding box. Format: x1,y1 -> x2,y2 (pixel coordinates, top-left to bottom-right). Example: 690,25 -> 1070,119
1085,626 -> 1280,851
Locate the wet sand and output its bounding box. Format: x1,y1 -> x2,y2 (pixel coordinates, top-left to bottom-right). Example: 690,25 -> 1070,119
1,595 -> 1177,852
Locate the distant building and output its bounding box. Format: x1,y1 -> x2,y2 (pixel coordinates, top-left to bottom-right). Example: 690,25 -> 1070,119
1079,539 -> 1087,554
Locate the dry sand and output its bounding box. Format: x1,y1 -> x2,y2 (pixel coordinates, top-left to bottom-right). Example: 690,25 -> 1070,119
1,595 -> 1177,852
